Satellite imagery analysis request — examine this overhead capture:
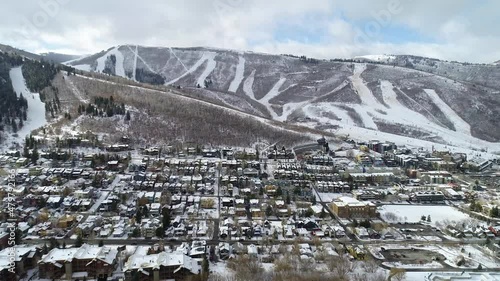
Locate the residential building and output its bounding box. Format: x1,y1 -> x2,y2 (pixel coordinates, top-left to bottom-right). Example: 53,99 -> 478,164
330,197 -> 377,219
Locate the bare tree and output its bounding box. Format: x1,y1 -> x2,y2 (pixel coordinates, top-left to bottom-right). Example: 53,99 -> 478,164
389,268 -> 406,281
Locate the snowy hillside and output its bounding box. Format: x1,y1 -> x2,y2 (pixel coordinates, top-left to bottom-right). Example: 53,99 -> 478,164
4,67 -> 47,148
66,45 -> 500,155
353,55 -> 395,63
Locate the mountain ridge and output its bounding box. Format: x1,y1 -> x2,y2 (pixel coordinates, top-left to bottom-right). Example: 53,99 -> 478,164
1,42 -> 499,154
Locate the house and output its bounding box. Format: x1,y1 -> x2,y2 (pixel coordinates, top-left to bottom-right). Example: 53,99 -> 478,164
123,250 -> 200,281
38,244 -> 118,280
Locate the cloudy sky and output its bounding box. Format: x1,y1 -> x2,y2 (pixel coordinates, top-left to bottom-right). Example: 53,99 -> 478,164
1,0 -> 499,63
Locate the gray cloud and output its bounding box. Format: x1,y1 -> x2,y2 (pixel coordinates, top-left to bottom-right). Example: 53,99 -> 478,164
0,0 -> 498,63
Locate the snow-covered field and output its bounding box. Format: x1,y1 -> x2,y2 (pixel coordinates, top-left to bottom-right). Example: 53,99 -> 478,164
379,205 -> 471,227
3,67 -> 47,148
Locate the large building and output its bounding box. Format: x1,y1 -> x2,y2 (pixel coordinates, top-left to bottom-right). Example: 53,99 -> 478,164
0,245 -> 41,281
38,244 -> 118,281
123,251 -> 200,281
330,197 -> 377,219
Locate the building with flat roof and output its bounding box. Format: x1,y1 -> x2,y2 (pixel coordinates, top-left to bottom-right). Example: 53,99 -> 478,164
330,197 -> 377,219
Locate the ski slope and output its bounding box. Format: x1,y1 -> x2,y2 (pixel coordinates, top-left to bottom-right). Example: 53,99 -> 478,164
260,78 -> 286,119
291,65 -> 500,157
166,52 -> 215,85
6,67 -> 47,146
424,89 -> 471,135
96,46 -> 126,77
196,52 -> 217,88
242,69 -> 256,99
228,55 -> 245,92
132,45 -> 138,81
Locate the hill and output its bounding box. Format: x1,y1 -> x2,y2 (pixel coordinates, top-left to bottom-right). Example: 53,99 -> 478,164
65,45 -> 500,154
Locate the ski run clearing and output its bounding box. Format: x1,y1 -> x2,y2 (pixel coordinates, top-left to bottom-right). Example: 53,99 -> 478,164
424,88 -> 471,135
228,55 -> 245,92
296,63 -> 500,159
96,46 -> 126,77
196,52 -> 217,88
166,51 -> 217,86
5,67 -> 47,146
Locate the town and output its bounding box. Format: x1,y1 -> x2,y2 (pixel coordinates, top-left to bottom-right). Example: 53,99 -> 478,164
0,132 -> 499,281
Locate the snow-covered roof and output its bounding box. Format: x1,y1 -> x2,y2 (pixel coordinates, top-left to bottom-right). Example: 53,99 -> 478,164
40,244 -> 117,265
123,251 -> 200,274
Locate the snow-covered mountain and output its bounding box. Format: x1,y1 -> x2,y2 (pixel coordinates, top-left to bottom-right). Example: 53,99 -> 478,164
66,45 -> 500,153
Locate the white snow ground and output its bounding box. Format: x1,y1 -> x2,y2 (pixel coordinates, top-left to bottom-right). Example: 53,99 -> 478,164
379,205 -> 471,227
72,64 -> 91,72
260,77 -> 287,119
228,55 -> 246,92
242,69 -> 257,99
354,55 -> 396,63
424,89 -> 471,135
167,51 -> 217,85
196,52 -> 217,88
96,46 -> 126,77
294,63 -> 500,159
4,67 -> 47,147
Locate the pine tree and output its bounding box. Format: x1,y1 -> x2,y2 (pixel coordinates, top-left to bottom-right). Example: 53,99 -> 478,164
31,147 -> 39,164
162,208 -> 171,230
201,255 -> 209,280
75,233 -> 83,247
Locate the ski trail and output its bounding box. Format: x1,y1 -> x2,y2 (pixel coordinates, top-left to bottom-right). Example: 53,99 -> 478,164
96,46 -> 126,77
351,104 -> 378,129
228,55 -> 246,92
350,63 -> 383,108
8,67 -> 47,142
126,45 -> 157,74
277,80 -> 349,122
260,78 -> 287,119
166,52 -> 212,85
380,80 -> 406,109
424,89 -> 471,135
242,69 -> 256,99
169,47 -> 189,72
132,45 -> 138,81
65,75 -> 89,103
196,52 -> 217,88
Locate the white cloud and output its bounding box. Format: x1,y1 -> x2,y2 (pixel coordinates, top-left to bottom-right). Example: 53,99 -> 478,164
0,0 -> 498,63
